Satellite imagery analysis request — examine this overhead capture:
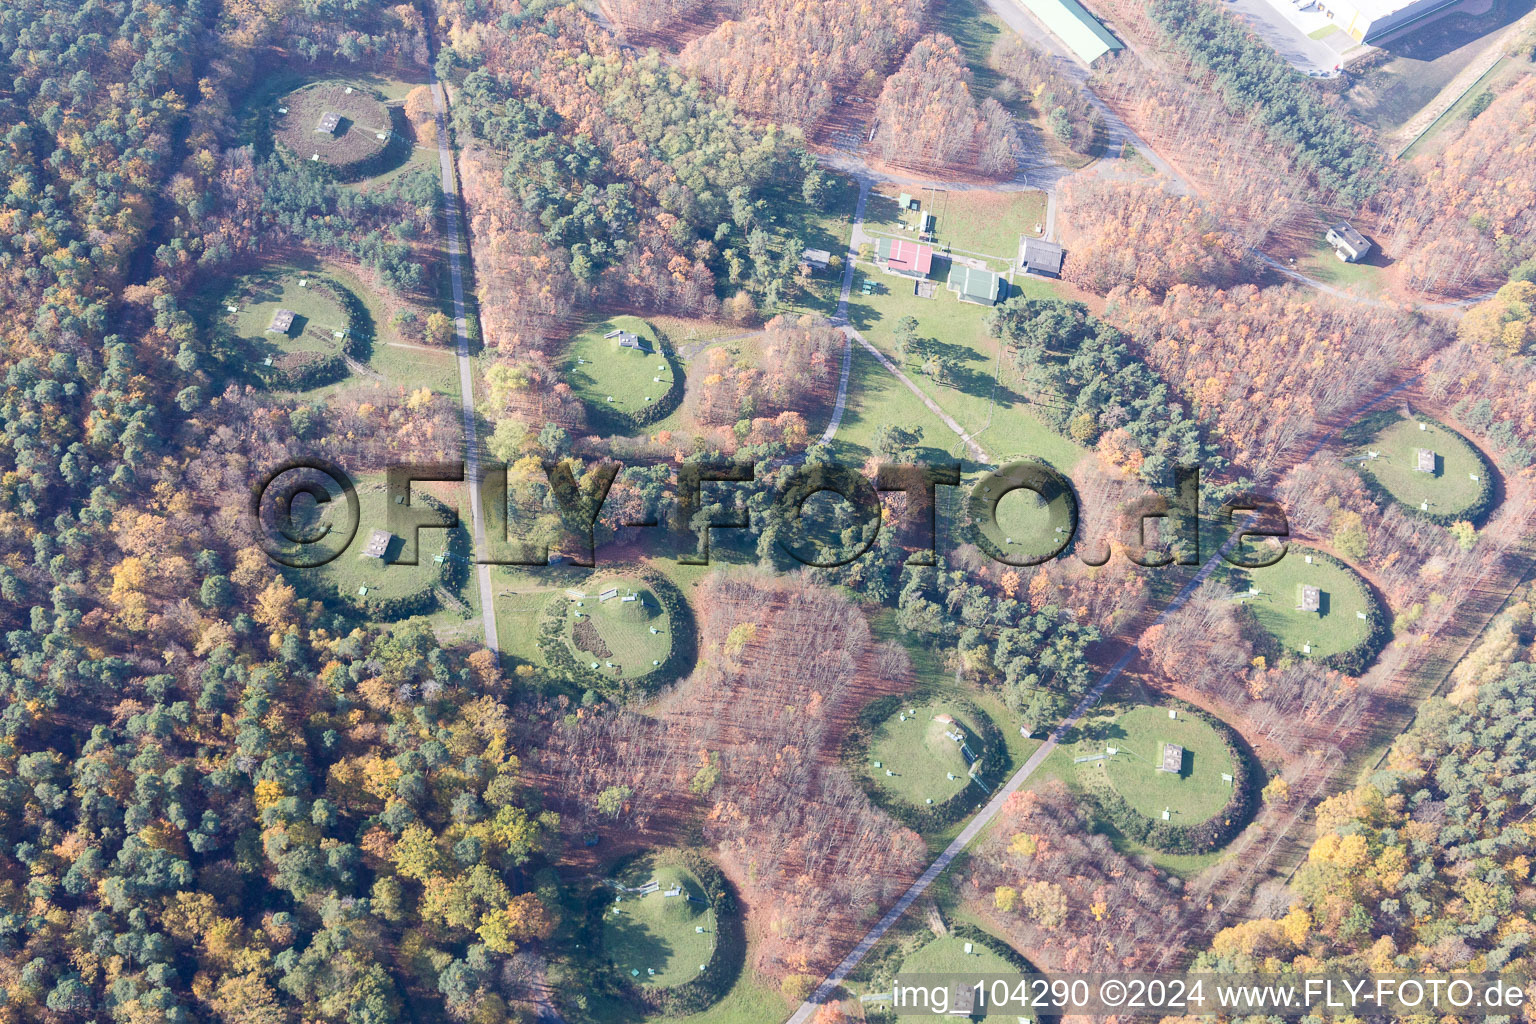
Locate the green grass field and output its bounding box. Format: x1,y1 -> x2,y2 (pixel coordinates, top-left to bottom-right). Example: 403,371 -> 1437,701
1291,240 -> 1388,297
843,262 -> 1089,472
1354,415 -> 1489,518
604,857 -> 718,989
566,316 -> 672,419
1087,705 -> 1236,824
866,702 -> 990,807
864,185 -> 1048,267
896,935 -> 1019,1021
496,591 -> 554,666
223,269 -> 352,383
293,475 -> 457,612
1242,546 -> 1375,658
316,262 -> 460,396
562,577 -> 672,680
1026,693 -> 1235,876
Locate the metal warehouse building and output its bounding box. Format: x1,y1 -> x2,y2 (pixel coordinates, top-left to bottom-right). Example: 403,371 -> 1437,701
1019,0 -> 1125,64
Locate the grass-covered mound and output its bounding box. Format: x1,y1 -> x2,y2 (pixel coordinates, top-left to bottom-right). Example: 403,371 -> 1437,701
273,79 -> 402,178
1348,409 -> 1495,525
292,476 -> 467,620
576,850 -> 742,1018
1237,545 -> 1385,674
867,701 -> 989,807
1074,702 -> 1260,856
847,693 -> 1010,834
220,269 -> 370,391
560,579 -> 670,679
1093,706 -> 1236,823
603,858 -> 718,989
895,932 -> 1028,1022
565,316 -> 682,431
536,568 -> 696,697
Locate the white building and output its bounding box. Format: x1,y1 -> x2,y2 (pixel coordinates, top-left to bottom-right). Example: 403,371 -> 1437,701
1313,0 -> 1469,43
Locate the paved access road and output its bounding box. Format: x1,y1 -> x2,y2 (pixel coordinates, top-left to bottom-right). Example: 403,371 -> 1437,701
427,70 -> 500,657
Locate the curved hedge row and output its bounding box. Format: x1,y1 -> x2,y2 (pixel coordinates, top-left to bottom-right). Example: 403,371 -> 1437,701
1313,549 -> 1389,676
843,692 -> 1012,834
536,567 -> 697,697
584,338 -> 686,437
639,852 -> 741,1017
1078,701 -> 1260,856
1359,442 -> 1496,529
265,350 -> 349,392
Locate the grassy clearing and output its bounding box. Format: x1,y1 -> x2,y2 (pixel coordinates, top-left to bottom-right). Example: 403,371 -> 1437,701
1291,240 -> 1389,296
561,577 -> 672,680
566,316 -> 672,418
496,590 -> 554,666
926,190 -> 1049,264
1241,546 -> 1374,658
1020,688 -> 1235,875
294,475 -> 457,611
1087,705 -> 1236,823
864,183 -> 1048,267
274,79 -> 393,167
1354,415 -> 1489,517
896,936 -> 1019,1021
604,857 -> 718,989
223,269 -> 351,385
842,262 -> 1088,471
322,262 -> 460,395
826,343 -> 972,467
866,702 -> 991,807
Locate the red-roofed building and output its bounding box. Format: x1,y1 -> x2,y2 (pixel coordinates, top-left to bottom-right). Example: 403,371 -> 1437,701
877,237 -> 935,279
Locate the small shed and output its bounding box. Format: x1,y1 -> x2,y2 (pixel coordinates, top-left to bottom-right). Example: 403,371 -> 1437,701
1415,448 -> 1436,474
361,529 -> 394,560
1160,743 -> 1185,773
1297,584 -> 1321,613
897,192 -> 917,211
948,984 -> 977,1016
800,247 -> 832,273
1020,237 -> 1066,277
598,587 -> 619,602
615,331 -> 650,352
316,111 -> 342,135
267,309 -> 296,335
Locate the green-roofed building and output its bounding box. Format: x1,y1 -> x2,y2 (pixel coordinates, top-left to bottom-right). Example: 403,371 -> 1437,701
948,264 -> 1005,307
1020,0 -> 1124,65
